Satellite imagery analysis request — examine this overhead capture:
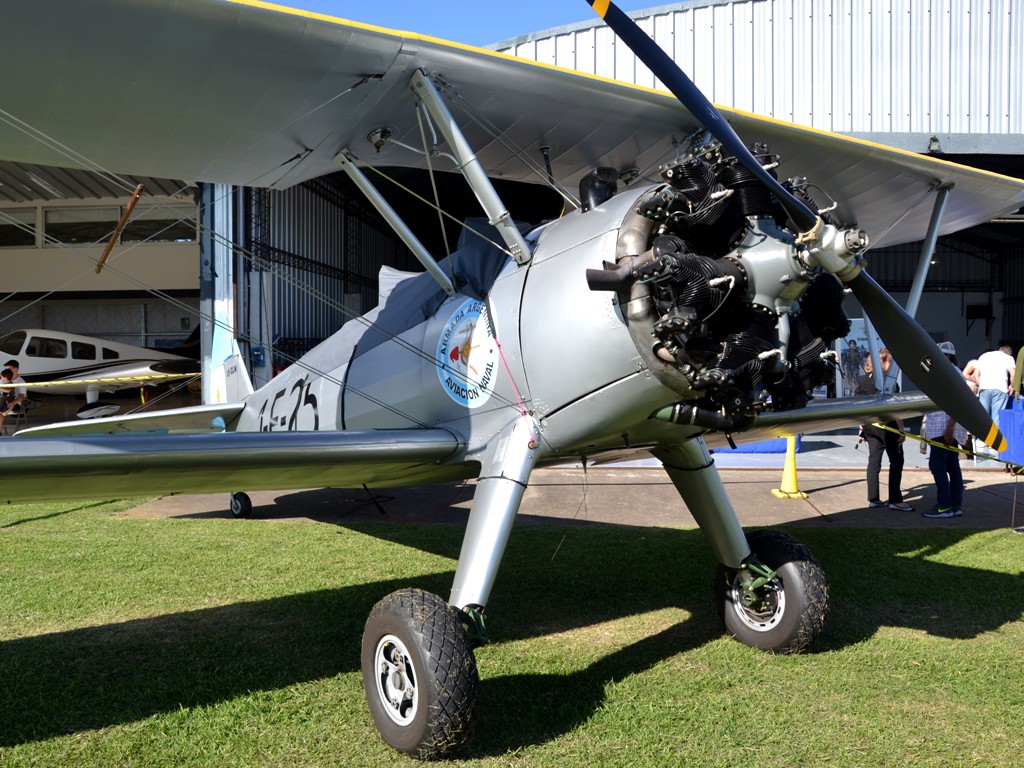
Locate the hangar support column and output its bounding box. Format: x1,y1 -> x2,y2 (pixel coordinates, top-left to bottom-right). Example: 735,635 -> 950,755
198,183 -> 239,404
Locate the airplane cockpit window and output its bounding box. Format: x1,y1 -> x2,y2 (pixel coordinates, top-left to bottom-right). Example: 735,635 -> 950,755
26,336 -> 68,358
102,347 -> 120,360
0,331 -> 26,356
72,341 -> 96,360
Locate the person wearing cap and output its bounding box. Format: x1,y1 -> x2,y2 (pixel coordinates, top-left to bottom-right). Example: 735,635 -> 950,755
921,342 -> 968,518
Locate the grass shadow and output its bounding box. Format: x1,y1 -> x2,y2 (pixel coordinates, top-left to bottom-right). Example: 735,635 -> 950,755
2,523 -> 1022,753
0,574 -> 447,746
1,500 -> 121,529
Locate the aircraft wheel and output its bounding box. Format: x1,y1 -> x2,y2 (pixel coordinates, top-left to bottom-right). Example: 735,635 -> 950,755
715,529 -> 829,654
229,492 -> 252,519
362,588 -> 480,759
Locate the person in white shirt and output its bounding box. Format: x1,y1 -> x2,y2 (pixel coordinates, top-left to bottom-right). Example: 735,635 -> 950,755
968,345 -> 1015,421
963,345 -> 1016,460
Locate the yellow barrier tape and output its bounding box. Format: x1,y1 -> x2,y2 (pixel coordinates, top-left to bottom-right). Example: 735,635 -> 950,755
871,421 -> 1023,473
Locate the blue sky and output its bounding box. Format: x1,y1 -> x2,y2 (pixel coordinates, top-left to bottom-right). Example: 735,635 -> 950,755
270,1 -> 660,47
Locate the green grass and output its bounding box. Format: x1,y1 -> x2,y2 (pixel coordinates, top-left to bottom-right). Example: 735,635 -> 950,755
1,500 -> 1023,766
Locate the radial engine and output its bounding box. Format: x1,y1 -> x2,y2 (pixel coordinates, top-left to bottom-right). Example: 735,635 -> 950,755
586,138 -> 870,427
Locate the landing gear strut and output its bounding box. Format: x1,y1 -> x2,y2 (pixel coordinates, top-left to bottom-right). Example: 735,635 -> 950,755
654,438 -> 829,654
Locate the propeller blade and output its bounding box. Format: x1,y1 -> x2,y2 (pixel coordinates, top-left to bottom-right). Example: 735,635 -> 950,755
584,0 -> 819,235
849,271 -> 1007,452
586,1 -> 1007,452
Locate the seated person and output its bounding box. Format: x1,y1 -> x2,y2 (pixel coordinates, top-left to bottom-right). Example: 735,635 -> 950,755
0,366 -> 27,430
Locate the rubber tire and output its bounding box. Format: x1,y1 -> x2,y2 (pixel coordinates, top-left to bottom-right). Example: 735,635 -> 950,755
714,529 -> 829,654
362,588 -> 480,759
229,492 -> 252,519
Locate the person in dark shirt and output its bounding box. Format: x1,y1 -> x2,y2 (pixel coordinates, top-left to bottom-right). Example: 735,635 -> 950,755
856,349 -> 913,511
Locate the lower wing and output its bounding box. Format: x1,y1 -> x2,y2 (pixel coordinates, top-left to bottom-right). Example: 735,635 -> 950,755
703,393 -> 933,449
0,429 -> 463,504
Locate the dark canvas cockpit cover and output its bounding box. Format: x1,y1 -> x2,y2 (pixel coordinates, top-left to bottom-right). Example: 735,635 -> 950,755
353,218 -> 519,355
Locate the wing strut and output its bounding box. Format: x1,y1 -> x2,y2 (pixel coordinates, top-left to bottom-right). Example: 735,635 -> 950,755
905,184 -> 952,320
884,183 -> 952,390
335,149 -> 457,297
409,70 -> 533,265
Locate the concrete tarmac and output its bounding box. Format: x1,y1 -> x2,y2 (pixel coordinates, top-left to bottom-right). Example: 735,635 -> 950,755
129,429 -> 1024,532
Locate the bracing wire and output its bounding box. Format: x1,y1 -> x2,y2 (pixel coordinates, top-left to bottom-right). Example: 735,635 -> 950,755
416,103 -> 454,261
0,73 -> 547,427
0,169 -> 529,425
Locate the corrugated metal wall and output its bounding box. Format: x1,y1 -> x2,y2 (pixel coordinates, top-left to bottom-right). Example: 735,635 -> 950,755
247,180 -> 417,359
1004,248 -> 1024,344
0,298 -> 197,348
497,0 -> 1023,137
864,240 -> 1000,292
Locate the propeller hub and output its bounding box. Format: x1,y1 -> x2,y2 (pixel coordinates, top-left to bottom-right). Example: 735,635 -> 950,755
803,224 -> 869,283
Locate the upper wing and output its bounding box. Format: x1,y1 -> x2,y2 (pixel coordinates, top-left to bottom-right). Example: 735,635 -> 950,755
0,429 -> 464,504
2,0 -> 1022,246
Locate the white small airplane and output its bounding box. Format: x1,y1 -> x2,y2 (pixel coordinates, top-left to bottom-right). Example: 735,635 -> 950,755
0,328 -> 198,416
1,0 -> 1021,759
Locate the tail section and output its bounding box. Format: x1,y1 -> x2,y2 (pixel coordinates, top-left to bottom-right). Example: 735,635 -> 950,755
210,343 -> 255,404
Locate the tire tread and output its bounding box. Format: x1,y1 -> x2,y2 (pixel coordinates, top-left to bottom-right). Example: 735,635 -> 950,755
365,588 -> 480,759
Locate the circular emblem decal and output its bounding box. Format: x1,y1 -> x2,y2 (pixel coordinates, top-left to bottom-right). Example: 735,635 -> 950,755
436,299 -> 498,408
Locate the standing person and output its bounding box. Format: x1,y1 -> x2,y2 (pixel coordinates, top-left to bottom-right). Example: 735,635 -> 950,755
921,343 -> 968,518
856,349 -> 913,511
972,345 -> 1015,418
968,345 -> 1015,460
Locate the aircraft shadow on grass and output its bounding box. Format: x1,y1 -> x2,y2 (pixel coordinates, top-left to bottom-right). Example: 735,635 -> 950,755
2,508 -> 1021,755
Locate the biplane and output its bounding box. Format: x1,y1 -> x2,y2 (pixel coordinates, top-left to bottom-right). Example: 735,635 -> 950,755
2,0 -> 1022,758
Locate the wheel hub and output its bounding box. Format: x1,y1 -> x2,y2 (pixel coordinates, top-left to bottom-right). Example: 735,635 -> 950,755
730,578 -> 786,632
373,634 -> 419,725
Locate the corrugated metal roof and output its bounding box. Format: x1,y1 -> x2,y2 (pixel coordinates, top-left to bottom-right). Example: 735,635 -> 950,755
0,161 -> 190,203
